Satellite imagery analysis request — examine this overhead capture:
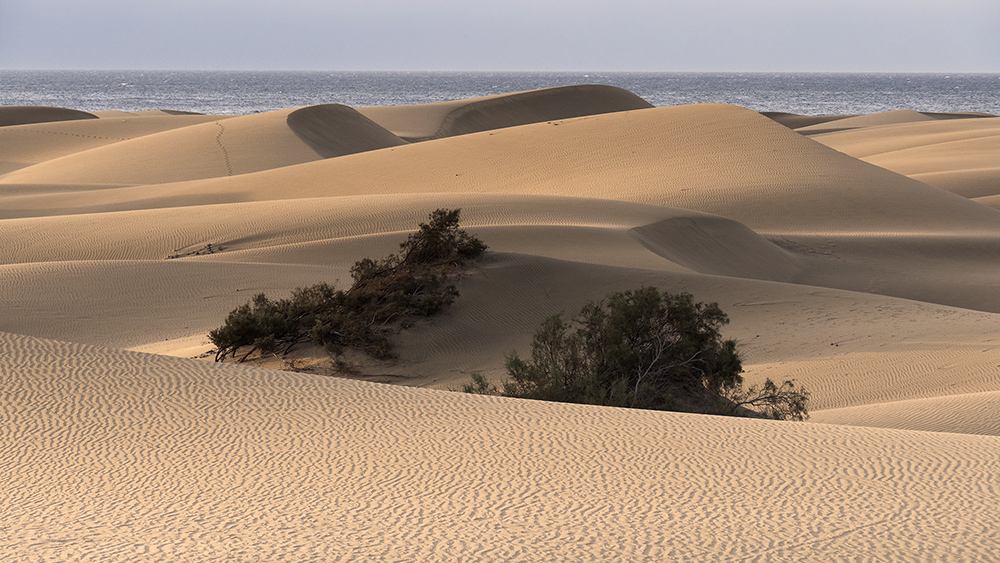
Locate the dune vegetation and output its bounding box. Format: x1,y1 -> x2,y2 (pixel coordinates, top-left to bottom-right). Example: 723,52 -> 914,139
209,208 -> 486,363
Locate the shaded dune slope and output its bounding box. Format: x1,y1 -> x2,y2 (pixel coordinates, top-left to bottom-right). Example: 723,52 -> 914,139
357,84 -> 653,141
0,259 -> 343,349
285,103 -> 407,157
762,112 -> 856,129
631,215 -> 803,281
0,105 -> 97,127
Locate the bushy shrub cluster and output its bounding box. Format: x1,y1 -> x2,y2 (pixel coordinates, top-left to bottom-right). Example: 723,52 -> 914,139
210,209 -> 486,363
465,287 -> 809,420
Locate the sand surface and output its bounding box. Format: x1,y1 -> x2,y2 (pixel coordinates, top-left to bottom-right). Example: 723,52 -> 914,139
812,115 -> 1000,204
2,86 -> 999,560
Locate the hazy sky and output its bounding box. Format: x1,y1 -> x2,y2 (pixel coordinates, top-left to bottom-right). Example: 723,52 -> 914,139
1,0 -> 997,72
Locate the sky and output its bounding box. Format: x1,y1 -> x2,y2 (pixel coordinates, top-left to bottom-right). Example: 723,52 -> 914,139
0,0 -> 997,72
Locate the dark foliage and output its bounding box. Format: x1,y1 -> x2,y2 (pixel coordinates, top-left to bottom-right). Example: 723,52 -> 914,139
209,209 -> 486,363
465,287 -> 809,421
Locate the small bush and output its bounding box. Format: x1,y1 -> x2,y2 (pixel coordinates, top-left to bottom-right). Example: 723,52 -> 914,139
209,209 -> 486,363
465,287 -> 809,421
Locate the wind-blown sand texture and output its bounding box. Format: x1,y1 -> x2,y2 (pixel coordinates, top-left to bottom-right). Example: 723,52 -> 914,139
810,115 -> 1000,205
2,84 -> 999,560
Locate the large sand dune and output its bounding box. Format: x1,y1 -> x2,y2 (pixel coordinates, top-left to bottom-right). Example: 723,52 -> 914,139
2,86 -> 999,560
3,331 -> 999,561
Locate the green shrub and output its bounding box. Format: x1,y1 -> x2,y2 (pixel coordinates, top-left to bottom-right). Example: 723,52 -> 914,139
465,287 -> 809,421
209,209 -> 486,363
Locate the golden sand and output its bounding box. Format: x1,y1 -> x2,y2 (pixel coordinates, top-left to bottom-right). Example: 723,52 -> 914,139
2,85 -> 999,560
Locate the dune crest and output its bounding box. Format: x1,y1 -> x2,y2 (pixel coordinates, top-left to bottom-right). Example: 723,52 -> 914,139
630,215 -> 803,281
0,105 -> 97,127
358,84 -> 653,141
286,103 -> 408,157
794,109 -> 938,134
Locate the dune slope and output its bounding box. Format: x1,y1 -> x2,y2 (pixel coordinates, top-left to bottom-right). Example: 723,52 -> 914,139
2,331 -> 998,562
10,104 -> 1000,235
0,106 -> 363,185
813,116 -> 1000,200
286,103 -> 407,157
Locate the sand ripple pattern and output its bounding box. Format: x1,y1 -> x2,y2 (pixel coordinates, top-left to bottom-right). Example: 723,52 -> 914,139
2,331 -> 999,562
811,391 -> 1000,436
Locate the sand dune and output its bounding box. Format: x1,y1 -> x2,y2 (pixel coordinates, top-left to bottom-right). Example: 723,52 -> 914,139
286,103 -> 407,157
795,109 -> 938,134
3,331 -> 999,561
9,104 -> 999,234
761,111 -> 854,129
0,105 -> 96,126
3,186 -> 997,412
973,192 -> 1000,210
357,84 -> 653,141
0,113 -> 231,175
0,107 -> 354,185
8,102 -> 998,314
812,391 -> 1000,436
3,87 -> 1000,560
813,116 -> 1000,200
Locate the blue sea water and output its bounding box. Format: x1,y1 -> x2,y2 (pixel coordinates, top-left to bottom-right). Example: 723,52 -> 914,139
1,70 -> 998,116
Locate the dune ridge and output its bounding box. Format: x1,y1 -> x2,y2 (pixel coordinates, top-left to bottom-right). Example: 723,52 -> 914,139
357,84 -> 653,141
0,105 -> 97,127
794,109 -> 938,134
285,103 -> 408,157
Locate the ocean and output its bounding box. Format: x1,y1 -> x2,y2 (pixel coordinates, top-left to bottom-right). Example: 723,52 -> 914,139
1,70 -> 998,116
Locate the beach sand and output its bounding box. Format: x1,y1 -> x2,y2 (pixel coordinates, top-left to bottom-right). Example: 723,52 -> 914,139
2,84 -> 999,560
